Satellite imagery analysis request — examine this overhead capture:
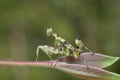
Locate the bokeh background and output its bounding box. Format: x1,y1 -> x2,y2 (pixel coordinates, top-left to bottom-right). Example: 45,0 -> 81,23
0,0 -> 120,80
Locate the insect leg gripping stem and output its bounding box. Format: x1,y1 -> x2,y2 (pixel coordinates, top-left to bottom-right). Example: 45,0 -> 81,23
36,45 -> 41,61
36,45 -> 53,61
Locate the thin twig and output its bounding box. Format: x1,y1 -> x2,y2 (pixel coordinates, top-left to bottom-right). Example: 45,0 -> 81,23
0,60 -> 55,68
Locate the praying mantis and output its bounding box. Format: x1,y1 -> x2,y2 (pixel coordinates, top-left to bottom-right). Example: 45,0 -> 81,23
36,28 -> 92,61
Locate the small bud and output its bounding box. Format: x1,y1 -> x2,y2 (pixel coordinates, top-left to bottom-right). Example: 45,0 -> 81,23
46,28 -> 53,36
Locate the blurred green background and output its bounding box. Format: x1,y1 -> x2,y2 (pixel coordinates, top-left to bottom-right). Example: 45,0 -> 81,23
0,0 -> 120,80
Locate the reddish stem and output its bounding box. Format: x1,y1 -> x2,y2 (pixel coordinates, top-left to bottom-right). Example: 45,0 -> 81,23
0,60 -> 55,68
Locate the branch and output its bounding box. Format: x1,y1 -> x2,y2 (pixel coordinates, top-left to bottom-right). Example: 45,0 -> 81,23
0,60 -> 120,80
0,60 -> 54,68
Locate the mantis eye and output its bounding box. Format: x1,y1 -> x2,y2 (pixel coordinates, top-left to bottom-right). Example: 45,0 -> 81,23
76,46 -> 79,49
46,27 -> 53,36
57,34 -> 59,37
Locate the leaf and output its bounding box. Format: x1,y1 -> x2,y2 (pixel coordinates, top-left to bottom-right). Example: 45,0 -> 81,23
57,52 -> 119,68
54,62 -> 120,80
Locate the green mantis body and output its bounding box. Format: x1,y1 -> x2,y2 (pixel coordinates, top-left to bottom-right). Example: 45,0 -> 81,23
36,28 -> 92,61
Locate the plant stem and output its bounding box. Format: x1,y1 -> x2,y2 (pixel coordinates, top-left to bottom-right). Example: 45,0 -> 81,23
0,60 -> 55,68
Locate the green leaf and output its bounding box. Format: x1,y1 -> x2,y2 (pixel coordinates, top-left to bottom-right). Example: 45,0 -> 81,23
101,56 -> 119,68
80,52 -> 119,68
55,62 -> 120,80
